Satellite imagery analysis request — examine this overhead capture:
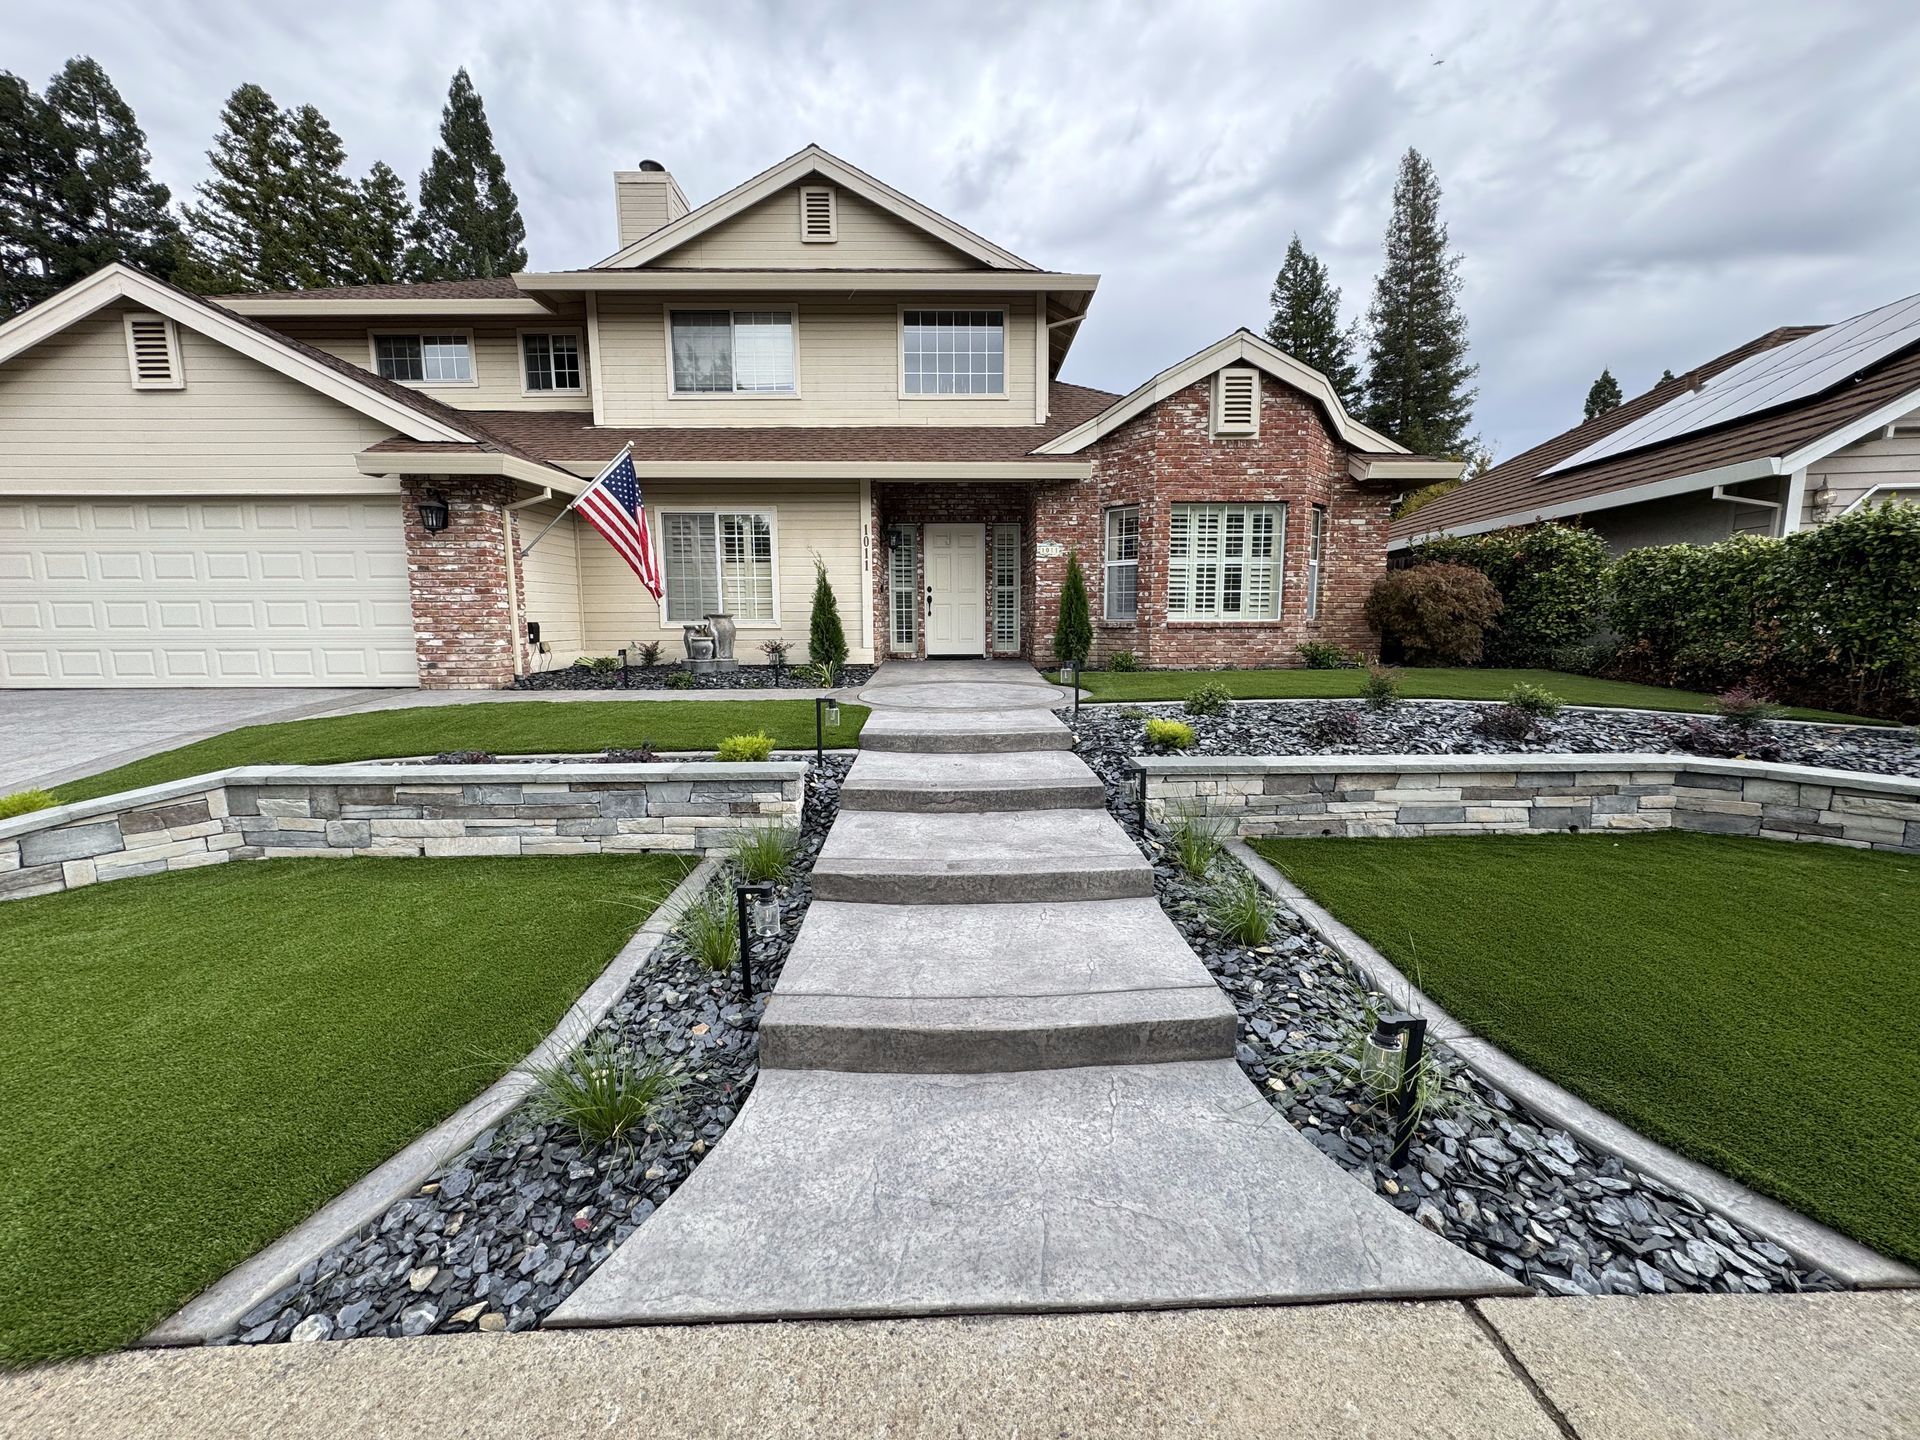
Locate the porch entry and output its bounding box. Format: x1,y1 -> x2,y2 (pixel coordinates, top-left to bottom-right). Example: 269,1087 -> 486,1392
924,523 -> 986,656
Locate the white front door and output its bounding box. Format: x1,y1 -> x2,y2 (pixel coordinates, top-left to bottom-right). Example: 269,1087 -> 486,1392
923,522 -> 985,656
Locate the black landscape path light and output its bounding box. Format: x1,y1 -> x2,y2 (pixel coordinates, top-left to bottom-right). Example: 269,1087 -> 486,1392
1360,1011 -> 1430,1168
416,490 -> 450,534
815,694 -> 841,762
734,881 -> 779,1002
1060,659 -> 1080,719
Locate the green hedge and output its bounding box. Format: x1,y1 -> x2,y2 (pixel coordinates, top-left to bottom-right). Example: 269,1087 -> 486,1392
1413,523 -> 1610,666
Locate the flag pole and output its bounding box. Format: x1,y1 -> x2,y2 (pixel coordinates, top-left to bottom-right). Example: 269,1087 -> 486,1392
517,443 -> 632,560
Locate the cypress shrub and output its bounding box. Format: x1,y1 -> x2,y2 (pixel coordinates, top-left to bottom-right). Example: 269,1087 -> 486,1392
1053,551 -> 1093,666
806,560 -> 848,675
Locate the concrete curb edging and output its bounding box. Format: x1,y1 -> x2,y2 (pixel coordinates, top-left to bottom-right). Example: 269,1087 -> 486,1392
1226,837 -> 1920,1292
141,856 -> 723,1348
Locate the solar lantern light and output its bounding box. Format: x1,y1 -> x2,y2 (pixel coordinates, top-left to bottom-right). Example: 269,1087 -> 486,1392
815,695 -> 841,761
416,491 -> 450,534
733,881 -> 779,1002
1061,660 -> 1081,719
1360,1011 -> 1430,1168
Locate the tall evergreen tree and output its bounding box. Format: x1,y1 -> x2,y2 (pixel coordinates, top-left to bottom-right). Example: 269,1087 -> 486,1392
1265,233 -> 1360,408
182,83 -> 297,291
1359,148 -> 1477,457
351,161 -> 417,284
41,58 -> 179,285
281,104 -> 361,287
0,71 -> 62,313
1583,367 -> 1623,421
410,69 -> 527,278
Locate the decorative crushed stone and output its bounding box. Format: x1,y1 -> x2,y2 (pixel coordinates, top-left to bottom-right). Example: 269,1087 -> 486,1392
1076,745 -> 1841,1299
514,663 -> 876,692
216,755 -> 852,1346
1065,698 -> 1920,779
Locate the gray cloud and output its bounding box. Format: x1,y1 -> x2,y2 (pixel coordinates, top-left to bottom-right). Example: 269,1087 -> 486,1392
8,0 -> 1918,456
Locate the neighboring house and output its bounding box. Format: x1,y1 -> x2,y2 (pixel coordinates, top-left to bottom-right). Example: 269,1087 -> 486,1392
1392,292 -> 1920,556
0,145 -> 1457,689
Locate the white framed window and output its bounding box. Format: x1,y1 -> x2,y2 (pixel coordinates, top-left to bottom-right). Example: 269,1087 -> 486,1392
668,309 -> 796,396
992,522 -> 1021,653
1211,366 -> 1259,436
519,330 -> 584,393
799,185 -> 837,242
1104,506 -> 1139,621
901,308 -> 1006,396
371,332 -> 475,385
888,525 -> 918,652
1306,505 -> 1328,620
660,510 -> 777,624
1168,502 -> 1286,621
123,312 -> 183,389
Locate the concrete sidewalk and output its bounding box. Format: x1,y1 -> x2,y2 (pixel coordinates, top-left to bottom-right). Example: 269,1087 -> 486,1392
7,1294 -> 1915,1439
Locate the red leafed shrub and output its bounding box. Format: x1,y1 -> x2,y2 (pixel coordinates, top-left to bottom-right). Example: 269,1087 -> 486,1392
1364,564 -> 1505,665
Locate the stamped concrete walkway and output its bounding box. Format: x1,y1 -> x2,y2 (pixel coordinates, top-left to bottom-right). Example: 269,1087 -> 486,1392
554,660 -> 1519,1327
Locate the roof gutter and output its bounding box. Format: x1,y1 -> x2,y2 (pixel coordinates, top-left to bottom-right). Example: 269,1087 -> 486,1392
354,451 -> 586,495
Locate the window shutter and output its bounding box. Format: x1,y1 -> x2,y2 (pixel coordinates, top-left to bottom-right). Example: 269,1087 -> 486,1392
1212,366 -> 1258,436
799,185 -> 837,243
124,313 -> 183,390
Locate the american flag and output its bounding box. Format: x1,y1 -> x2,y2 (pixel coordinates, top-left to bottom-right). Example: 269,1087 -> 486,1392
573,447 -> 662,600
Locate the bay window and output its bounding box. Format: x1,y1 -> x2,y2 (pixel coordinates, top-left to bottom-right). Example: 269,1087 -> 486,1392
661,511 -> 776,622
1104,506 -> 1139,621
1167,502 -> 1286,621
670,310 -> 796,395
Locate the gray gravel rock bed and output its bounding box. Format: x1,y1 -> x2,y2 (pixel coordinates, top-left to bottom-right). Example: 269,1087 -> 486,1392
1076,746 -> 1840,1298
218,755 -> 853,1347
1065,698 -> 1920,778
514,663 -> 876,692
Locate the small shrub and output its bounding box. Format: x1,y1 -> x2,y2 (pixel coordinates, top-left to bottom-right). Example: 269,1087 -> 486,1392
1204,867 -> 1271,946
760,638 -> 791,668
728,824 -> 798,883
1669,716 -> 1784,763
1361,664 -> 1402,712
1106,649 -> 1139,672
807,559 -> 849,672
0,788 -> 58,819
634,640 -> 665,668
1184,681 -> 1232,717
1118,705 -> 1148,720
602,743 -> 658,763
429,750 -> 495,765
1364,564 -> 1505,665
1301,707 -> 1363,748
1297,641 -> 1361,670
796,658 -> 840,688
521,1033 -> 680,1151
674,882 -> 740,974
666,669 -> 695,690
1166,803 -> 1225,877
715,731 -> 775,762
1473,704 -> 1539,745
1144,717 -> 1196,750
1714,686 -> 1783,731
1504,682 -> 1564,719
584,654 -> 621,674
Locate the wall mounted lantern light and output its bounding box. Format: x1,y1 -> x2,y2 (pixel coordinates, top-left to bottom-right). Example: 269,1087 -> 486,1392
417,491 -> 450,534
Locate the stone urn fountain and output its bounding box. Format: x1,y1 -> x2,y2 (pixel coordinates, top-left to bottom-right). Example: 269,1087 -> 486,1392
704,612 -> 737,662
682,622 -> 714,662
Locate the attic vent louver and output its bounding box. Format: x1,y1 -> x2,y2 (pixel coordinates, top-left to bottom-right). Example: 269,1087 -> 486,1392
1213,366 -> 1258,436
124,312 -> 183,390
799,185 -> 837,243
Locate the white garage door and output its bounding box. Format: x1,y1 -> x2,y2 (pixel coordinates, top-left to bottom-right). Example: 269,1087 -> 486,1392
0,498 -> 419,687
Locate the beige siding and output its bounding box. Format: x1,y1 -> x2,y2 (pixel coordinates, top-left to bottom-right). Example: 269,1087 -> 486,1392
655,185 -> 976,270
595,293 -> 1036,427
1804,416 -> 1920,526
0,304 -> 396,497
577,480 -> 873,664
517,500 -> 589,665
260,312 -> 594,412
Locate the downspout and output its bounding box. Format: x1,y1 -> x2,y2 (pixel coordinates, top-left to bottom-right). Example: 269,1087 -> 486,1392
1781,466 -> 1809,535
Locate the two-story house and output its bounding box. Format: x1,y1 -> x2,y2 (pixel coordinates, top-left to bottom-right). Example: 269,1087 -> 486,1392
0,146 -> 1458,688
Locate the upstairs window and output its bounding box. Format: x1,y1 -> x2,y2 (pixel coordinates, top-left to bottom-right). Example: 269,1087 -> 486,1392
670,310 -> 796,395
123,313 -> 183,389
521,331 -> 583,393
1168,502 -> 1285,621
902,309 -> 1005,395
1104,506 -> 1139,621
1212,366 -> 1259,436
374,333 -> 473,385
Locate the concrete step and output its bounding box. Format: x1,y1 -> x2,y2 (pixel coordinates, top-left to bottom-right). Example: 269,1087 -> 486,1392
839,750 -> 1104,813
548,1059 -> 1526,1327
761,898 -> 1237,1071
858,708 -> 1073,754
810,809 -> 1153,904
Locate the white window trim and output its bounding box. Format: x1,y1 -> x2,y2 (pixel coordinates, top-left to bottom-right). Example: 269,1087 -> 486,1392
897,304 -> 1012,401
663,306 -> 802,400
1166,501 -> 1288,624
991,521 -> 1022,654
367,329 -> 479,389
798,185 -> 838,243
123,311 -> 184,390
1306,505 -> 1327,621
1104,504 -> 1139,622
515,327 -> 587,397
653,506 -> 783,628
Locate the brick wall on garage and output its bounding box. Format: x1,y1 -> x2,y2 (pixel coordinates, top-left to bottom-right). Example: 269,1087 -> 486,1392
1031,374 -> 1390,668
401,475 -> 524,688
871,482 -> 1034,659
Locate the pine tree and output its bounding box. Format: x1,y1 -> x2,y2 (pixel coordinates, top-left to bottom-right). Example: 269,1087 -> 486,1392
807,560 -> 848,676
1053,552 -> 1093,666
0,71 -> 63,313
281,104 -> 361,288
182,83 -> 297,291
39,58 -> 180,287
410,69 -> 527,278
1583,368 -> 1623,421
1265,233 -> 1360,408
1359,149 -> 1477,457
351,161 -> 417,284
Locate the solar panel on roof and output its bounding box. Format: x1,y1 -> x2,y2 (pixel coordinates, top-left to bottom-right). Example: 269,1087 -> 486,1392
1544,292 -> 1920,475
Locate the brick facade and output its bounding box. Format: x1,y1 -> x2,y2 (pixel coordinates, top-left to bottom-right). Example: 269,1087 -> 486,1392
871,482 -> 1034,659
400,476 -> 525,689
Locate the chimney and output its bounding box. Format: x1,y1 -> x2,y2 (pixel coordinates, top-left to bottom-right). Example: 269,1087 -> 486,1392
613,161 -> 690,248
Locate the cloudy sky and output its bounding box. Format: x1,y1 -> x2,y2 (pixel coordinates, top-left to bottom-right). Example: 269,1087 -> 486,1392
10,0 -> 1917,456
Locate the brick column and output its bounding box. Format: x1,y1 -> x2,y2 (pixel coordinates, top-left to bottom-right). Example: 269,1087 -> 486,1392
401,476 -> 523,689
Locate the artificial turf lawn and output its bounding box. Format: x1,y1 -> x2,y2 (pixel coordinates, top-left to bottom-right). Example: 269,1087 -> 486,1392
52,698 -> 869,806
0,853 -> 690,1368
1049,666 -> 1873,722
1251,831 -> 1920,1266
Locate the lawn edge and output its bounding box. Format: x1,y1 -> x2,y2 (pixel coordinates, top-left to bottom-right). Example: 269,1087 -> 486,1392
139,855 -> 718,1349
1227,837 -> 1920,1291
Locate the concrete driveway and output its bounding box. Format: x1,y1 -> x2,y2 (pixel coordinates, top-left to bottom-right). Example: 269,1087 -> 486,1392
0,688 -> 370,794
